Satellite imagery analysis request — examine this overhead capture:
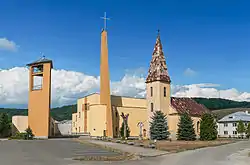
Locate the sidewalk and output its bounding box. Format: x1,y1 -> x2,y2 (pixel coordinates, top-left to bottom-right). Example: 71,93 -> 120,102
86,140 -> 169,157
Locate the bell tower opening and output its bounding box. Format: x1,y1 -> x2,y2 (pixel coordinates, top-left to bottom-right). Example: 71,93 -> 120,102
31,65 -> 44,90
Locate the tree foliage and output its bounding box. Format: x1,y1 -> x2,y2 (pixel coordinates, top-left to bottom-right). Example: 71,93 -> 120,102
120,122 -> 130,138
200,113 -> 218,140
0,113 -> 11,137
177,112 -> 196,141
150,111 -> 170,140
246,123 -> 250,138
237,120 -> 246,138
25,127 -> 34,140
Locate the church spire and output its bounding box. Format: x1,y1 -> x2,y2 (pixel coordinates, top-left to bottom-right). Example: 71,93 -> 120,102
146,31 -> 171,83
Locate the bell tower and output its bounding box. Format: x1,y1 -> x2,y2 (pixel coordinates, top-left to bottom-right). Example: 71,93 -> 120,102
146,31 -> 171,137
27,56 -> 53,139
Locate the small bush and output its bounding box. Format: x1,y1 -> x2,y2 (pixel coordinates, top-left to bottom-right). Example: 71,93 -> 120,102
10,127 -> 34,140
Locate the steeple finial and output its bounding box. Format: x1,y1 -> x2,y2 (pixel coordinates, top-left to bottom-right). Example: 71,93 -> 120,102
100,12 -> 110,31
157,29 -> 160,36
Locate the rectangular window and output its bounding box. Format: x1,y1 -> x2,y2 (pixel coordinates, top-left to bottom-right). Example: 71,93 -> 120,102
233,131 -> 237,135
151,103 -> 154,112
164,87 -> 166,97
84,103 -> 88,110
79,127 -> 80,133
224,131 -> 228,135
150,87 -> 153,97
79,112 -> 80,118
233,123 -> 237,127
224,123 -> 228,127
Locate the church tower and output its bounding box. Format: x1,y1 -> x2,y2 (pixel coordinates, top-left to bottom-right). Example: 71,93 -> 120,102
100,13 -> 113,137
146,31 -> 171,136
27,56 -> 53,139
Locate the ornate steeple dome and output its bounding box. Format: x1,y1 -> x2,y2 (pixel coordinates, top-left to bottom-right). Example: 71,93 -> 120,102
146,32 -> 171,83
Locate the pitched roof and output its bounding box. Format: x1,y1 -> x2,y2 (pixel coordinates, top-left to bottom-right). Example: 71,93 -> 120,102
171,97 -> 210,116
218,111 -> 250,122
146,33 -> 171,83
26,56 -> 53,68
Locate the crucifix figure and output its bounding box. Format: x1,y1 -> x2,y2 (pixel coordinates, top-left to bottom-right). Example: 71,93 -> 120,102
120,112 -> 129,138
100,12 -> 110,30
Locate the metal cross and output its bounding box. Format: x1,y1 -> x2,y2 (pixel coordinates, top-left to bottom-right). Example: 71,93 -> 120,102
101,12 -> 110,30
40,52 -> 45,59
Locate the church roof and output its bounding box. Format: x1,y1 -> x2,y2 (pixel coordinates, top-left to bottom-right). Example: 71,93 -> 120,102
146,32 -> 171,83
26,56 -> 53,68
171,97 -> 210,116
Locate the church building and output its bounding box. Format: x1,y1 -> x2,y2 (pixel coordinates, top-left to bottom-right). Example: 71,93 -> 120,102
72,26 -> 209,139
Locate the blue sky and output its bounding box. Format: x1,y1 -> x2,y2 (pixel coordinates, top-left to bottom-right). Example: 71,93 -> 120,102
0,0 -> 250,92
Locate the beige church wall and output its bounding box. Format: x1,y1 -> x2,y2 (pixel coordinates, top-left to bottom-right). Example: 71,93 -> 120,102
115,107 -> 148,137
111,95 -> 146,108
72,113 -> 77,134
12,116 -> 28,135
87,104 -> 107,136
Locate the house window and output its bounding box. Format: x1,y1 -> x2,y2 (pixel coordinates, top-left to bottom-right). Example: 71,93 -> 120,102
224,123 -> 228,127
150,87 -> 153,97
151,103 -> 154,112
233,123 -> 237,127
164,87 -> 166,97
233,131 -> 237,135
84,103 -> 88,110
224,131 -> 228,135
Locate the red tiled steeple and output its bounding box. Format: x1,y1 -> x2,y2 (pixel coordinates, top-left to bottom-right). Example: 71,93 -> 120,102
146,31 -> 171,83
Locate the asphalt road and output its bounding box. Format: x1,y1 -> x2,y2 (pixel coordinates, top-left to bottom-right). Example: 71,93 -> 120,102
0,139 -> 249,165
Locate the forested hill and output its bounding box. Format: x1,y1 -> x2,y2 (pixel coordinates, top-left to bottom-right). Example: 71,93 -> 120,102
193,98 -> 250,110
1,98 -> 250,121
0,104 -> 77,121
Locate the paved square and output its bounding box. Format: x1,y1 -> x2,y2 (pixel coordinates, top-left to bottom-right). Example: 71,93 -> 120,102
0,139 -> 119,165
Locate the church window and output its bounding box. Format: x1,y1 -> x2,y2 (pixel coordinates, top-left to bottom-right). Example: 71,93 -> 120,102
79,127 -> 80,133
79,112 -> 80,118
197,121 -> 200,133
150,87 -> 153,97
151,103 -> 154,112
164,87 -> 166,97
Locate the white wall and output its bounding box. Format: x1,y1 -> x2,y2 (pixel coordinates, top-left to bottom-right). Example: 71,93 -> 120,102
217,122 -> 249,138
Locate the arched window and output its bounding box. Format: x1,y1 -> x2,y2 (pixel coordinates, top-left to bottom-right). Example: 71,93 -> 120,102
150,87 -> 153,97
197,121 -> 200,134
164,87 -> 166,97
151,103 -> 154,112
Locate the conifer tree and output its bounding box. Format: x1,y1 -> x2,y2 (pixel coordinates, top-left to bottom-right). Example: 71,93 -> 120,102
150,111 -> 170,140
246,122 -> 250,139
237,120 -> 246,138
120,122 -> 130,138
177,112 -> 196,141
0,113 -> 11,137
200,113 -> 218,140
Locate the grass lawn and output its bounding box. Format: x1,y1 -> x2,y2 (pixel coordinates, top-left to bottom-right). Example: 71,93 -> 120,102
119,139 -> 235,153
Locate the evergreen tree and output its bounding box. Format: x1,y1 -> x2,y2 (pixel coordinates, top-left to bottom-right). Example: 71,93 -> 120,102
0,113 -> 11,137
246,122 -> 250,139
150,111 -> 170,140
120,122 -> 130,138
177,112 -> 196,141
200,113 -> 218,140
237,120 -> 246,138
25,127 -> 34,140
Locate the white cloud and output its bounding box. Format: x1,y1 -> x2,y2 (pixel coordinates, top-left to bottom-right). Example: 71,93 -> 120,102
0,67 -> 250,108
0,38 -> 19,52
184,68 -> 196,77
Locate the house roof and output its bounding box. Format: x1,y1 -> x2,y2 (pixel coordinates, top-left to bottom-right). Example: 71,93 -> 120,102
171,97 -> 210,116
146,32 -> 171,83
218,111 -> 250,122
26,56 -> 53,68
